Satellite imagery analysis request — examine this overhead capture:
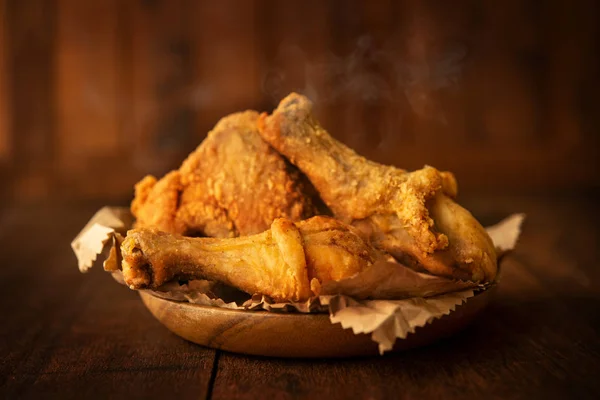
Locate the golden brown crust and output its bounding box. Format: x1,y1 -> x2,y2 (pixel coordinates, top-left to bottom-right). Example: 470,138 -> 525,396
258,93 -> 497,282
257,94 -> 452,254
131,110 -> 321,237
121,216 -> 380,302
131,172 -> 186,234
129,92 -> 497,285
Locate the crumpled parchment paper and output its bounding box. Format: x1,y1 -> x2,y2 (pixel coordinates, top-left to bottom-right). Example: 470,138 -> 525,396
72,207 -> 524,354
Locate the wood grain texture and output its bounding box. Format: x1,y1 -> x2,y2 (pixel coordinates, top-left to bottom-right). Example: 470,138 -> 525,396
0,0 -> 10,164
5,0 -> 56,199
192,0 -> 262,126
54,0 -> 127,199
209,194 -> 600,400
139,289 -> 493,358
127,0 -> 198,177
1,195 -> 599,398
0,204 -> 216,399
1,0 -> 599,201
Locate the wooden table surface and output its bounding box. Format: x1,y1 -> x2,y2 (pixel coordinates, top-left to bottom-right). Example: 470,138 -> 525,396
1,194 -> 599,399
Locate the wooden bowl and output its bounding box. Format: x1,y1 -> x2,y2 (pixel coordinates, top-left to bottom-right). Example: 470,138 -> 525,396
139,289 -> 494,358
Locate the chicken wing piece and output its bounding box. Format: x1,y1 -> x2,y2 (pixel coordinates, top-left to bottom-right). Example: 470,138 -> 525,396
131,110 -> 322,238
120,216 -> 381,302
257,93 -> 497,282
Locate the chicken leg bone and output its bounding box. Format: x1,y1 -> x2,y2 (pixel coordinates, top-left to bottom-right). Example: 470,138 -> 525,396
121,216 -> 381,302
257,93 -> 497,282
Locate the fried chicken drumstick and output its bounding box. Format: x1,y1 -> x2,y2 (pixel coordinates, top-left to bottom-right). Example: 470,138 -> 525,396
132,110 -> 321,238
258,93 -> 497,282
121,216 -> 381,302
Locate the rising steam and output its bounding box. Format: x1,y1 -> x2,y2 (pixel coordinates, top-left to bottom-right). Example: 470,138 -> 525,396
262,36 -> 467,124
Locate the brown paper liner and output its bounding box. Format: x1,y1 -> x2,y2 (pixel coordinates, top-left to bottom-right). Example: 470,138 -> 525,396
72,206 -> 524,354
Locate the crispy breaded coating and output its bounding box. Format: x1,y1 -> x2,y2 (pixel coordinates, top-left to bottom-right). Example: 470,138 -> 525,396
131,111 -> 321,237
121,216 -> 381,302
257,93 -> 497,282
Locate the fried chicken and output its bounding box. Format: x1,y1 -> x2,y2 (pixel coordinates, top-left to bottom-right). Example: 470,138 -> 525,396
131,110 -> 322,238
121,216 -> 381,302
257,93 -> 497,282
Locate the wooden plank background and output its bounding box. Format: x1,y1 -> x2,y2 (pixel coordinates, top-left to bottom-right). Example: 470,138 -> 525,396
1,0 -> 599,202
0,0 -> 9,171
